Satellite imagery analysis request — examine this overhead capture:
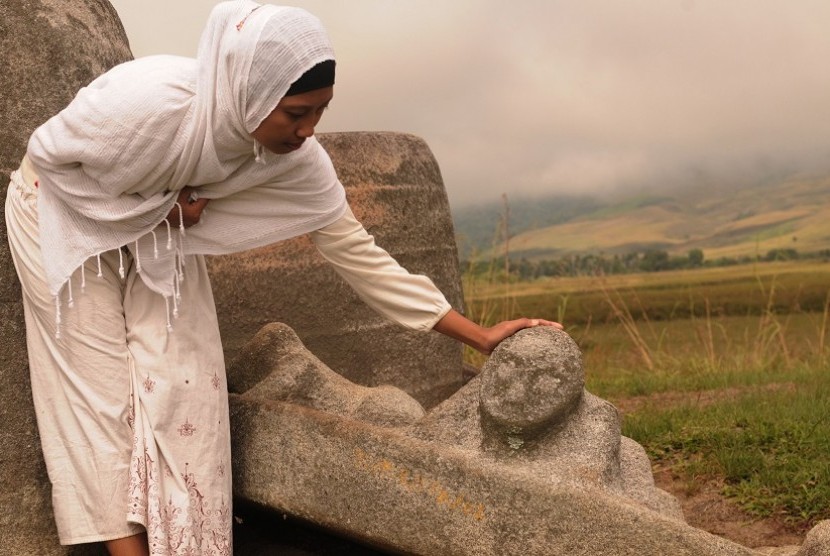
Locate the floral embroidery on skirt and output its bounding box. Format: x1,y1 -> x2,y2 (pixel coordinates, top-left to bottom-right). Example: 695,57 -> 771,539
123,255 -> 233,556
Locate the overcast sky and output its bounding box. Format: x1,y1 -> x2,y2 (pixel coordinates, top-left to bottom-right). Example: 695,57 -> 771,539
109,0 -> 830,207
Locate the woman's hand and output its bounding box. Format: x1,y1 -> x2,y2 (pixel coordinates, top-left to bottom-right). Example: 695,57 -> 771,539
479,317 -> 563,354
167,187 -> 209,228
433,309 -> 563,355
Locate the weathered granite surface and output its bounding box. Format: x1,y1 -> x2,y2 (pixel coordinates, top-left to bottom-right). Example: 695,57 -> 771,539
479,327 -> 584,435
407,328 -> 684,521
796,521 -> 830,556
0,1 -> 132,554
228,322 -> 425,428
228,324 -> 768,555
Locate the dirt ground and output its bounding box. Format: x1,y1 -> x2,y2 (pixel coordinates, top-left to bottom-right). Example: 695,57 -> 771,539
611,382 -> 798,416
651,465 -> 805,550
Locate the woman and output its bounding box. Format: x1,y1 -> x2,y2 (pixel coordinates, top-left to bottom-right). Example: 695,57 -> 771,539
5,2 -> 560,555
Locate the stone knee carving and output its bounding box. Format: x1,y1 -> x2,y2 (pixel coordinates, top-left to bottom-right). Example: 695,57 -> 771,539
229,322 -> 425,427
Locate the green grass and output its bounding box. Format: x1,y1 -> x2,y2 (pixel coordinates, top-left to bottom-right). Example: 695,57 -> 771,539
463,259 -> 830,529
581,313 -> 828,398
622,371 -> 830,527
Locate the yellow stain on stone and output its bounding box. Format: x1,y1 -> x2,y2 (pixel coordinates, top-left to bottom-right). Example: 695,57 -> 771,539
353,448 -> 486,521
448,495 -> 465,510
397,468 -> 411,490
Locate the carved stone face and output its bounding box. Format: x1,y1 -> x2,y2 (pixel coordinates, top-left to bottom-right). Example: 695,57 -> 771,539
479,328 -> 584,433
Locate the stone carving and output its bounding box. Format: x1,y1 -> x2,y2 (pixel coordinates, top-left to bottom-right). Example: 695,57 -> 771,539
236,323 -> 684,518
229,322 -> 766,555
229,322 -> 425,428
407,327 -> 684,520
796,521 -> 830,556
479,328 -> 585,444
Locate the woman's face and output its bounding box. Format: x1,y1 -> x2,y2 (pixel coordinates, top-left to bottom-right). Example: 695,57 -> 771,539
251,86 -> 334,154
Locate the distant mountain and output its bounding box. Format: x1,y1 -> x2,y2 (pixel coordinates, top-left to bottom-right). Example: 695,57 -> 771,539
451,195 -> 604,259
451,176 -> 830,261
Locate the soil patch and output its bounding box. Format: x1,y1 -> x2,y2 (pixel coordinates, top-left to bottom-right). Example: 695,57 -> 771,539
612,382 -> 797,416
652,465 -> 805,550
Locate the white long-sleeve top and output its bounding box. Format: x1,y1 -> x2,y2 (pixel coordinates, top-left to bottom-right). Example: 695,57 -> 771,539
20,156 -> 451,332
310,206 -> 452,332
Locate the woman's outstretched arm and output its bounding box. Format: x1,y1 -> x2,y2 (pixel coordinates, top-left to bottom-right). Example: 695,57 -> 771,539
310,206 -> 563,351
432,309 -> 563,355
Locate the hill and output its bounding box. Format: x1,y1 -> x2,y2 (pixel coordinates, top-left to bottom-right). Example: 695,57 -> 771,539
451,176 -> 830,262
451,195 -> 604,259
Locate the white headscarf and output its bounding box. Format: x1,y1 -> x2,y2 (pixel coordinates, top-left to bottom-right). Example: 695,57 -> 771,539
27,1 -> 347,298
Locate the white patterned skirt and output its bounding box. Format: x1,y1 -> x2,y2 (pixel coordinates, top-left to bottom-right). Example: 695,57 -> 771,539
6,164 -> 232,555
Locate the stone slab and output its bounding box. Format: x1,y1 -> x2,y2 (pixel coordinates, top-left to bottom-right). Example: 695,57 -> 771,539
229,393 -> 763,556
227,324 -> 773,555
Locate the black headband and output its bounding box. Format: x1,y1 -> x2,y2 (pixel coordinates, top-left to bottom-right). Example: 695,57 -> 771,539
284,60 -> 336,96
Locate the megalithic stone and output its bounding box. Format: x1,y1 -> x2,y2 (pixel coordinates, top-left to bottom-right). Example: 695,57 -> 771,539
0,1 -> 132,554
229,323 -> 768,555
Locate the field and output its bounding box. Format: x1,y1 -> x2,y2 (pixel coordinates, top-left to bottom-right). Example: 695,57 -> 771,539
463,260 -> 830,545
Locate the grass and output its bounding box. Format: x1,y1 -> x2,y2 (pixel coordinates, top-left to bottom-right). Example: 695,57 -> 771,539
582,313 -> 828,399
623,372 -> 830,527
462,259 -> 830,529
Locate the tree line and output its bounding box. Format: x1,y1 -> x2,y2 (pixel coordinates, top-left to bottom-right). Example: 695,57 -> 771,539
463,247 -> 830,281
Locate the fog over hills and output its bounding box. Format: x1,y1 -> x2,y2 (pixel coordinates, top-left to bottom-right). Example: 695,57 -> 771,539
112,1 -> 830,207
